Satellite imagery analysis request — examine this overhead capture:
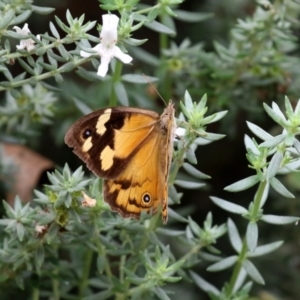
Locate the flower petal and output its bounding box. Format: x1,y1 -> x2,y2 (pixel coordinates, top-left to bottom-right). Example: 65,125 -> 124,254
80,50 -> 93,58
80,44 -> 103,58
97,56 -> 111,77
22,23 -> 30,33
113,46 -> 132,64
175,127 -> 186,137
101,14 -> 119,47
13,26 -> 22,33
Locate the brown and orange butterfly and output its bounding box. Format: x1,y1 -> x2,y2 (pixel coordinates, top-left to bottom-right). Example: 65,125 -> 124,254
64,102 -> 176,224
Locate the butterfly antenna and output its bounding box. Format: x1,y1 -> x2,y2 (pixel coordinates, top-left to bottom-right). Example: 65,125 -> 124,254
142,73 -> 168,106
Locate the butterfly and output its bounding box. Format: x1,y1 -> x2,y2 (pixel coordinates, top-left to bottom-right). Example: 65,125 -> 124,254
64,102 -> 176,224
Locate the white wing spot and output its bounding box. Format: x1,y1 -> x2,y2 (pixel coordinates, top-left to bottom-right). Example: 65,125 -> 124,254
96,109 -> 112,135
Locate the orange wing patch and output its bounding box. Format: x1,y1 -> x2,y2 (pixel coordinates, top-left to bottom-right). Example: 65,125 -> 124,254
104,129 -> 169,223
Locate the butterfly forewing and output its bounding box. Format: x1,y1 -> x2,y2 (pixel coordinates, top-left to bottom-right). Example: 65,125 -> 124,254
65,107 -> 160,178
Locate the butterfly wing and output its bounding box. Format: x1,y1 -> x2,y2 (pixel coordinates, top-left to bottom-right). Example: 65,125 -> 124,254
104,126 -> 169,223
65,107 -> 160,178
104,103 -> 175,224
65,103 -> 175,224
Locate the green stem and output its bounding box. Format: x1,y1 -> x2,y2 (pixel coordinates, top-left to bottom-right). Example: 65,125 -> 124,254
32,287 -> 39,300
0,57 -> 89,91
158,15 -> 171,100
79,248 -> 93,297
52,269 -> 60,300
252,180 -> 267,218
135,4 -> 159,15
169,136 -> 194,184
109,60 -> 123,106
226,180 -> 268,296
179,244 -> 202,262
226,240 -> 248,297
95,235 -> 113,281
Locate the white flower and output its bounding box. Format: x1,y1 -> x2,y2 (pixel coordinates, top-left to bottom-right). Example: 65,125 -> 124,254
81,192 -> 96,207
35,224 -> 47,234
80,14 -> 132,77
175,127 -> 186,137
13,23 -> 40,51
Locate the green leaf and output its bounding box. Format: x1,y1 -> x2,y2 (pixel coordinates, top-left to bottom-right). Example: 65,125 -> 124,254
168,208 -> 188,223
246,222 -> 258,252
248,241 -> 283,257
186,146 -> 197,164
261,215 -> 299,225
202,132 -> 226,141
246,121 -> 273,141
243,259 -> 265,284
96,255 -> 105,273
50,21 -> 60,39
76,66 -> 104,81
244,135 -> 260,155
31,5 -> 55,15
83,290 -> 113,300
114,81 -> 128,106
183,90 -> 193,111
128,47 -> 159,66
224,175 -> 259,192
125,38 -> 148,46
210,197 -> 248,214
175,180 -> 205,189
207,256 -> 238,272
266,151 -> 283,180
144,20 -> 175,35
58,44 -> 70,59
284,96 -> 294,119
174,10 -> 213,22
37,212 -> 56,225
263,103 -> 288,127
259,133 -> 286,148
0,9 -> 15,29
168,185 -> 182,204
17,58 -> 35,75
12,10 -> 32,26
121,74 -> 158,83
203,110 -> 228,124
270,177 -> 294,198
278,159 -> 300,174
227,218 -> 242,252
16,223 -> 25,241
293,139 -> 300,154
54,73 -> 64,84
35,245 -> 45,268
153,287 -> 171,300
189,271 -> 220,296
148,8 -> 159,22
183,163 -> 211,179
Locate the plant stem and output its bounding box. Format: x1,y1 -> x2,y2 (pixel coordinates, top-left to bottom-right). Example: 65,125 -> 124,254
226,240 -> 248,297
252,180 -> 267,218
0,57 -> 89,91
32,287 -> 39,300
226,180 -> 268,296
158,14 -> 171,101
52,269 -> 60,300
79,248 -> 93,297
109,60 -> 123,106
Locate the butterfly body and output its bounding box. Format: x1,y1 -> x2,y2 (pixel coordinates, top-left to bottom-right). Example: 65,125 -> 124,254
65,102 -> 175,224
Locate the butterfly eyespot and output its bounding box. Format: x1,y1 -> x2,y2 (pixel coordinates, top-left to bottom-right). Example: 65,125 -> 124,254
83,129 -> 92,139
142,193 -> 151,204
